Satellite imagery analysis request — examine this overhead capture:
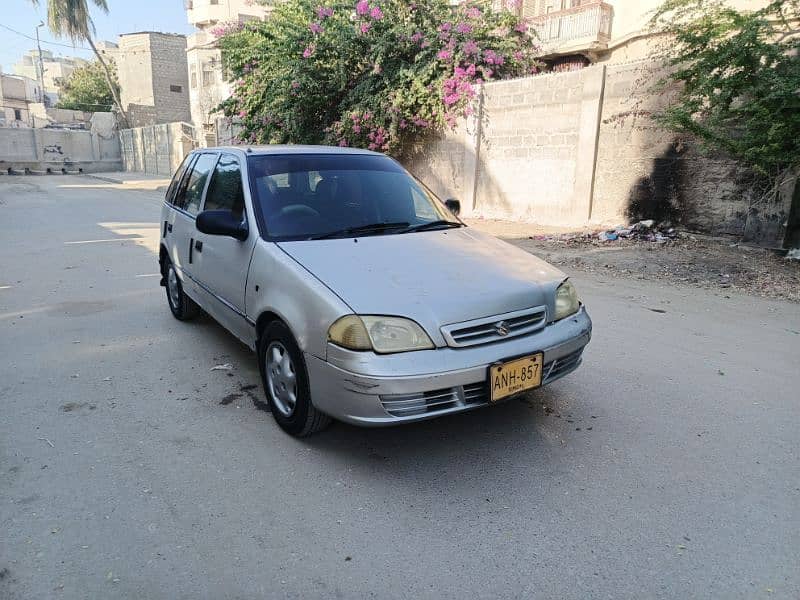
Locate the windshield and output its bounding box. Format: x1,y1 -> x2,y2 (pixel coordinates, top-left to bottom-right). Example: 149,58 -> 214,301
247,153 -> 461,240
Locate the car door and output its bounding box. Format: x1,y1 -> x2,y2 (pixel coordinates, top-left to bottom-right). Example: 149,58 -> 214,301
191,152 -> 257,342
162,153 -> 195,272
170,152 -> 219,299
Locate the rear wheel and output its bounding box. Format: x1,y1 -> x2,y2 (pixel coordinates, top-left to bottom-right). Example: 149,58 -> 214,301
258,321 -> 331,437
165,260 -> 200,321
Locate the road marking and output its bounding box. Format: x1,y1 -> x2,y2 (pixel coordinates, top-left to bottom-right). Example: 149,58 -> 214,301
0,285 -> 11,290
135,274 -> 160,278
64,239 -> 140,245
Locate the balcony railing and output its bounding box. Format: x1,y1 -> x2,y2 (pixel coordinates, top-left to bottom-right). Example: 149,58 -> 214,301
528,1 -> 613,55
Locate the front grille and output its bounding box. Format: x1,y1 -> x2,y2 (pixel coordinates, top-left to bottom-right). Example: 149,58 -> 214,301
441,306 -> 547,348
379,348 -> 585,418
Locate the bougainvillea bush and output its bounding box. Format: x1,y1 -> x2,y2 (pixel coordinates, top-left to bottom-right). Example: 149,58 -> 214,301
218,0 -> 541,153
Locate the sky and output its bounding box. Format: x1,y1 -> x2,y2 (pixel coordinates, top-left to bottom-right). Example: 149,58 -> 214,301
0,0 -> 194,72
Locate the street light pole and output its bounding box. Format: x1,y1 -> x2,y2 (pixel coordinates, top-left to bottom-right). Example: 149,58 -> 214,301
35,22 -> 47,107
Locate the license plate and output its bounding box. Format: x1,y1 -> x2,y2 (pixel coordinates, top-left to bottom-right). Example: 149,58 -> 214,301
489,353 -> 543,403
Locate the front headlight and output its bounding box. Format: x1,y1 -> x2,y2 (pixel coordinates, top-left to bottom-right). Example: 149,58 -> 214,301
328,315 -> 434,354
554,280 -> 580,321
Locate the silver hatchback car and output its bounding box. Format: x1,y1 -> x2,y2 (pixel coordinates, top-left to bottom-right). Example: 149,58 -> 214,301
159,146 -> 592,436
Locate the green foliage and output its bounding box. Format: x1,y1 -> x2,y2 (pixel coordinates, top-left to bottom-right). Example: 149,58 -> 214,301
651,0 -> 800,178
30,0 -> 108,41
56,59 -> 118,112
218,0 -> 541,153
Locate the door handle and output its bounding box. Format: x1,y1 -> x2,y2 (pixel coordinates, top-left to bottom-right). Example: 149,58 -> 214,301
167,223 -> 173,233
194,240 -> 203,252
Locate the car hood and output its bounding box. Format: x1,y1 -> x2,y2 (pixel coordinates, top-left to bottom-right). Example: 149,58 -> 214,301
277,228 -> 565,346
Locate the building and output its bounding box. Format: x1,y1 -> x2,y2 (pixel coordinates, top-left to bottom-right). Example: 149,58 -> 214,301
0,71 -> 44,127
185,0 -> 272,145
116,32 -> 192,128
12,49 -> 87,106
497,0 -> 762,71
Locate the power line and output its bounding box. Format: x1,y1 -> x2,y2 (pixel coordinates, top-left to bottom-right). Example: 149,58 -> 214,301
0,23 -> 89,51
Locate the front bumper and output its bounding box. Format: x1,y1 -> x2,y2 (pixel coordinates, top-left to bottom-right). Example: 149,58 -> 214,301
305,307 -> 592,426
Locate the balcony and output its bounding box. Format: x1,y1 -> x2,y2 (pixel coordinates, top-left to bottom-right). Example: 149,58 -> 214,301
528,1 -> 613,57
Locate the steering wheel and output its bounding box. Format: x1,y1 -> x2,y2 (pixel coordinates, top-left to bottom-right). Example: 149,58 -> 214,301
278,204 -> 321,219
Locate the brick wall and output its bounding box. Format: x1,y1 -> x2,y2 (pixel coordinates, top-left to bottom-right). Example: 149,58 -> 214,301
117,33 -> 191,128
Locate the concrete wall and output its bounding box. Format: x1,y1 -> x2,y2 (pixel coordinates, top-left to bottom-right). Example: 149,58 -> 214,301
119,122 -> 197,176
405,61 -> 795,245
0,127 -> 121,172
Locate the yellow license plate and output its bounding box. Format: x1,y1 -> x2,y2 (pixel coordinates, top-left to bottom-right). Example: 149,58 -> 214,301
489,353 -> 543,402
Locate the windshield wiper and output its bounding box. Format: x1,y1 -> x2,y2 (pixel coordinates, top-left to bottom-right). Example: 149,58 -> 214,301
401,220 -> 464,233
309,222 -> 410,240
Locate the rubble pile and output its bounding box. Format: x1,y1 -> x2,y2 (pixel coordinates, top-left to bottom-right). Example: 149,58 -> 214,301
529,220 -> 680,244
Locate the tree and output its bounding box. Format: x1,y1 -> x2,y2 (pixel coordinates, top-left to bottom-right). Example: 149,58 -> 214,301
218,0 -> 541,153
31,0 -> 128,126
650,0 -> 800,188
56,58 -> 118,112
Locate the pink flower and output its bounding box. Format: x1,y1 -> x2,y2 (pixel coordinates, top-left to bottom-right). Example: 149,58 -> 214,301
338,139 -> 349,147
399,119 -> 407,129
437,49 -> 451,60
355,0 -> 369,15
462,40 -> 479,55
455,23 -> 472,34
514,21 -> 528,33
353,124 -> 361,133
466,7 -> 481,19
410,32 -> 423,43
302,44 -> 315,58
316,6 -> 334,18
309,22 -> 323,34
439,22 -> 452,33
370,5 -> 383,19
513,50 -> 524,61
291,80 -> 300,89
359,22 -> 371,33
238,110 -> 246,118
484,49 -> 504,65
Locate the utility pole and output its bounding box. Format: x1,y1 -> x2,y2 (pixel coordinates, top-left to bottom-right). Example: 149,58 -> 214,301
35,22 -> 48,107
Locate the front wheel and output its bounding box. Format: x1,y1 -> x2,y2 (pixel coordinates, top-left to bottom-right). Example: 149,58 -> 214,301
165,261 -> 200,321
258,321 -> 331,437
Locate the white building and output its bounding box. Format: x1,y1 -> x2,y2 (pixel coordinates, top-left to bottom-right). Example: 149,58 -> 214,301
185,0 -> 272,145
0,71 -> 44,127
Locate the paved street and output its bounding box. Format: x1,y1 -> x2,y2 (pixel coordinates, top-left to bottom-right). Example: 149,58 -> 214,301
1,175 -> 798,600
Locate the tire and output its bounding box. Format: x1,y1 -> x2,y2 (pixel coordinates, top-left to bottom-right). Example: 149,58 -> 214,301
258,321 -> 331,437
164,260 -> 200,321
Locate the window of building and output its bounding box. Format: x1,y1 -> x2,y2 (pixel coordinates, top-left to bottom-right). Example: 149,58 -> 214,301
170,84 -> 183,93
190,69 -> 198,89
14,109 -> 22,121
210,0 -> 219,4
202,70 -> 215,86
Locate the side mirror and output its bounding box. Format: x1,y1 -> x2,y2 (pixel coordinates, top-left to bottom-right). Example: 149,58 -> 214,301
445,198 -> 461,216
196,210 -> 248,241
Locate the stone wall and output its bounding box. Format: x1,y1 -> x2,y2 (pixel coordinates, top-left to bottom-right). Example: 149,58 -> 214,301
0,127 -> 121,172
405,62 -> 795,246
119,122 -> 196,176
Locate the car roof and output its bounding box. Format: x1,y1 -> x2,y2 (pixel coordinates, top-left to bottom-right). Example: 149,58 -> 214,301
195,144 -> 385,157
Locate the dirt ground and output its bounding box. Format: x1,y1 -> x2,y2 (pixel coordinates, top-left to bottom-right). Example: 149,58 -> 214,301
466,218 -> 800,303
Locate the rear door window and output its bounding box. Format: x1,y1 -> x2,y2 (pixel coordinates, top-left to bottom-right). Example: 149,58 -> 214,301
180,153 -> 219,216
165,154 -> 194,206
203,154 -> 245,219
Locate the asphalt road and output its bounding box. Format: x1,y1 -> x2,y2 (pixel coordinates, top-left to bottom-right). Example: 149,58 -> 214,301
1,175 -> 798,600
